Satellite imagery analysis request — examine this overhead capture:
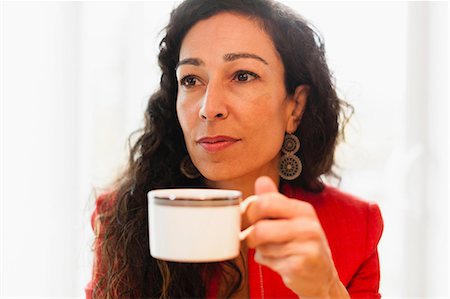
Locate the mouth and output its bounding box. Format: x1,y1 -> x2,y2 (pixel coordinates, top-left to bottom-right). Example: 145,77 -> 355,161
196,135 -> 241,153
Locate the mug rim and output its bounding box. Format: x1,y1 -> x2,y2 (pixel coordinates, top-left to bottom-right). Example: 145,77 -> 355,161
148,188 -> 241,206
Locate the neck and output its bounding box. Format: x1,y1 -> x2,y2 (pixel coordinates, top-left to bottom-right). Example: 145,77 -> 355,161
203,163 -> 280,199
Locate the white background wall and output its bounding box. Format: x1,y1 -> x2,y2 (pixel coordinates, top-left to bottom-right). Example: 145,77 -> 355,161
1,1 -> 448,298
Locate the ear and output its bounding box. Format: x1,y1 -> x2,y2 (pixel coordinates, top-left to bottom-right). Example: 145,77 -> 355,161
286,85 -> 309,133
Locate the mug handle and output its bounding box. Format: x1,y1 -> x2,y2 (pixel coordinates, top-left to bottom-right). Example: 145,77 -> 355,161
239,195 -> 259,241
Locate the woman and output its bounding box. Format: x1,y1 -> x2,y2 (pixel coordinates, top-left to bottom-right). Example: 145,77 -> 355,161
86,0 -> 383,298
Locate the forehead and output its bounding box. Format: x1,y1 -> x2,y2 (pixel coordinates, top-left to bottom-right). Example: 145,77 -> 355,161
179,12 -> 281,64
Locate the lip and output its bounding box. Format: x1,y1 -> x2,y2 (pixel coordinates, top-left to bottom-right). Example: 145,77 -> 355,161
196,135 -> 240,152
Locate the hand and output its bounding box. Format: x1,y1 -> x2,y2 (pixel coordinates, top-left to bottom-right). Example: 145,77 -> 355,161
242,176 -> 349,299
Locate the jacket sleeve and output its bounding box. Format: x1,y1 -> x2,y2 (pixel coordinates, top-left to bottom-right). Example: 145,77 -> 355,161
347,202 -> 384,299
85,194 -> 112,299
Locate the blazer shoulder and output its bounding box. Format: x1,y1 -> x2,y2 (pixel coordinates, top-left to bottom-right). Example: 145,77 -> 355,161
90,192 -> 116,232
287,184 -> 384,253
323,185 -> 376,208
287,183 -> 378,212
286,184 -> 384,285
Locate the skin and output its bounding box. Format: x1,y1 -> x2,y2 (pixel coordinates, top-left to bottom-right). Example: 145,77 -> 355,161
176,12 -> 349,299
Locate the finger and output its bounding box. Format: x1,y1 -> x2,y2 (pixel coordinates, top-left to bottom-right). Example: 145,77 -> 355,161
254,249 -> 275,269
255,176 -> 278,195
240,195 -> 259,231
246,218 -> 323,248
241,176 -> 278,216
254,249 -> 305,275
256,240 -> 320,259
240,195 -> 259,214
246,194 -> 316,224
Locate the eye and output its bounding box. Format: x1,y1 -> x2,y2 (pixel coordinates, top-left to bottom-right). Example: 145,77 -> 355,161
233,70 -> 259,82
180,75 -> 201,88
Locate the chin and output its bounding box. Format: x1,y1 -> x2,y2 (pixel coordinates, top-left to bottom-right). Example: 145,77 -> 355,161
199,167 -> 244,183
201,172 -> 235,183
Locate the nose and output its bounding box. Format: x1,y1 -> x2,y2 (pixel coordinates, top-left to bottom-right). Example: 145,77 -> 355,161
199,80 -> 228,121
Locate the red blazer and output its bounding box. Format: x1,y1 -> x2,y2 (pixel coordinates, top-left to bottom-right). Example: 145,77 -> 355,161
206,184 -> 383,298
86,184 -> 383,298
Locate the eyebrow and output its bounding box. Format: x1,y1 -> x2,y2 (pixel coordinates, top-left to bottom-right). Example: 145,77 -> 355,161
223,52 -> 268,65
176,58 -> 204,70
175,52 -> 268,70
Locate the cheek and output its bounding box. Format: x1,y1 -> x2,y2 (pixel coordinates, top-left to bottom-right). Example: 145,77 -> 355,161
253,114 -> 286,150
243,99 -> 288,149
247,92 -> 290,131
176,96 -> 193,132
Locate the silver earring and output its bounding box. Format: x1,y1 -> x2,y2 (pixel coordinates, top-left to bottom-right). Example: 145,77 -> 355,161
279,133 -> 302,180
180,156 -> 201,179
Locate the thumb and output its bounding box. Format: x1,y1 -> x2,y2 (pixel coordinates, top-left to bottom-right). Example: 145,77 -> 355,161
254,176 -> 278,195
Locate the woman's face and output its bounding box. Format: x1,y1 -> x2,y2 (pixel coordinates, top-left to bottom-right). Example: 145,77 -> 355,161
176,12 -> 302,182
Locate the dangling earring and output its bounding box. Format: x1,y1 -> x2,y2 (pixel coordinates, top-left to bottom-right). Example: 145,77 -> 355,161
180,156 -> 201,179
279,133 -> 302,180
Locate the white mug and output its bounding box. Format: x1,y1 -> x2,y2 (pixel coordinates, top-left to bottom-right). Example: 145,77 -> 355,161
148,188 -> 255,263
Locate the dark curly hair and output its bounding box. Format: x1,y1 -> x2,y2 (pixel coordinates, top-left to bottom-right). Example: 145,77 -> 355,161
92,0 -> 351,298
